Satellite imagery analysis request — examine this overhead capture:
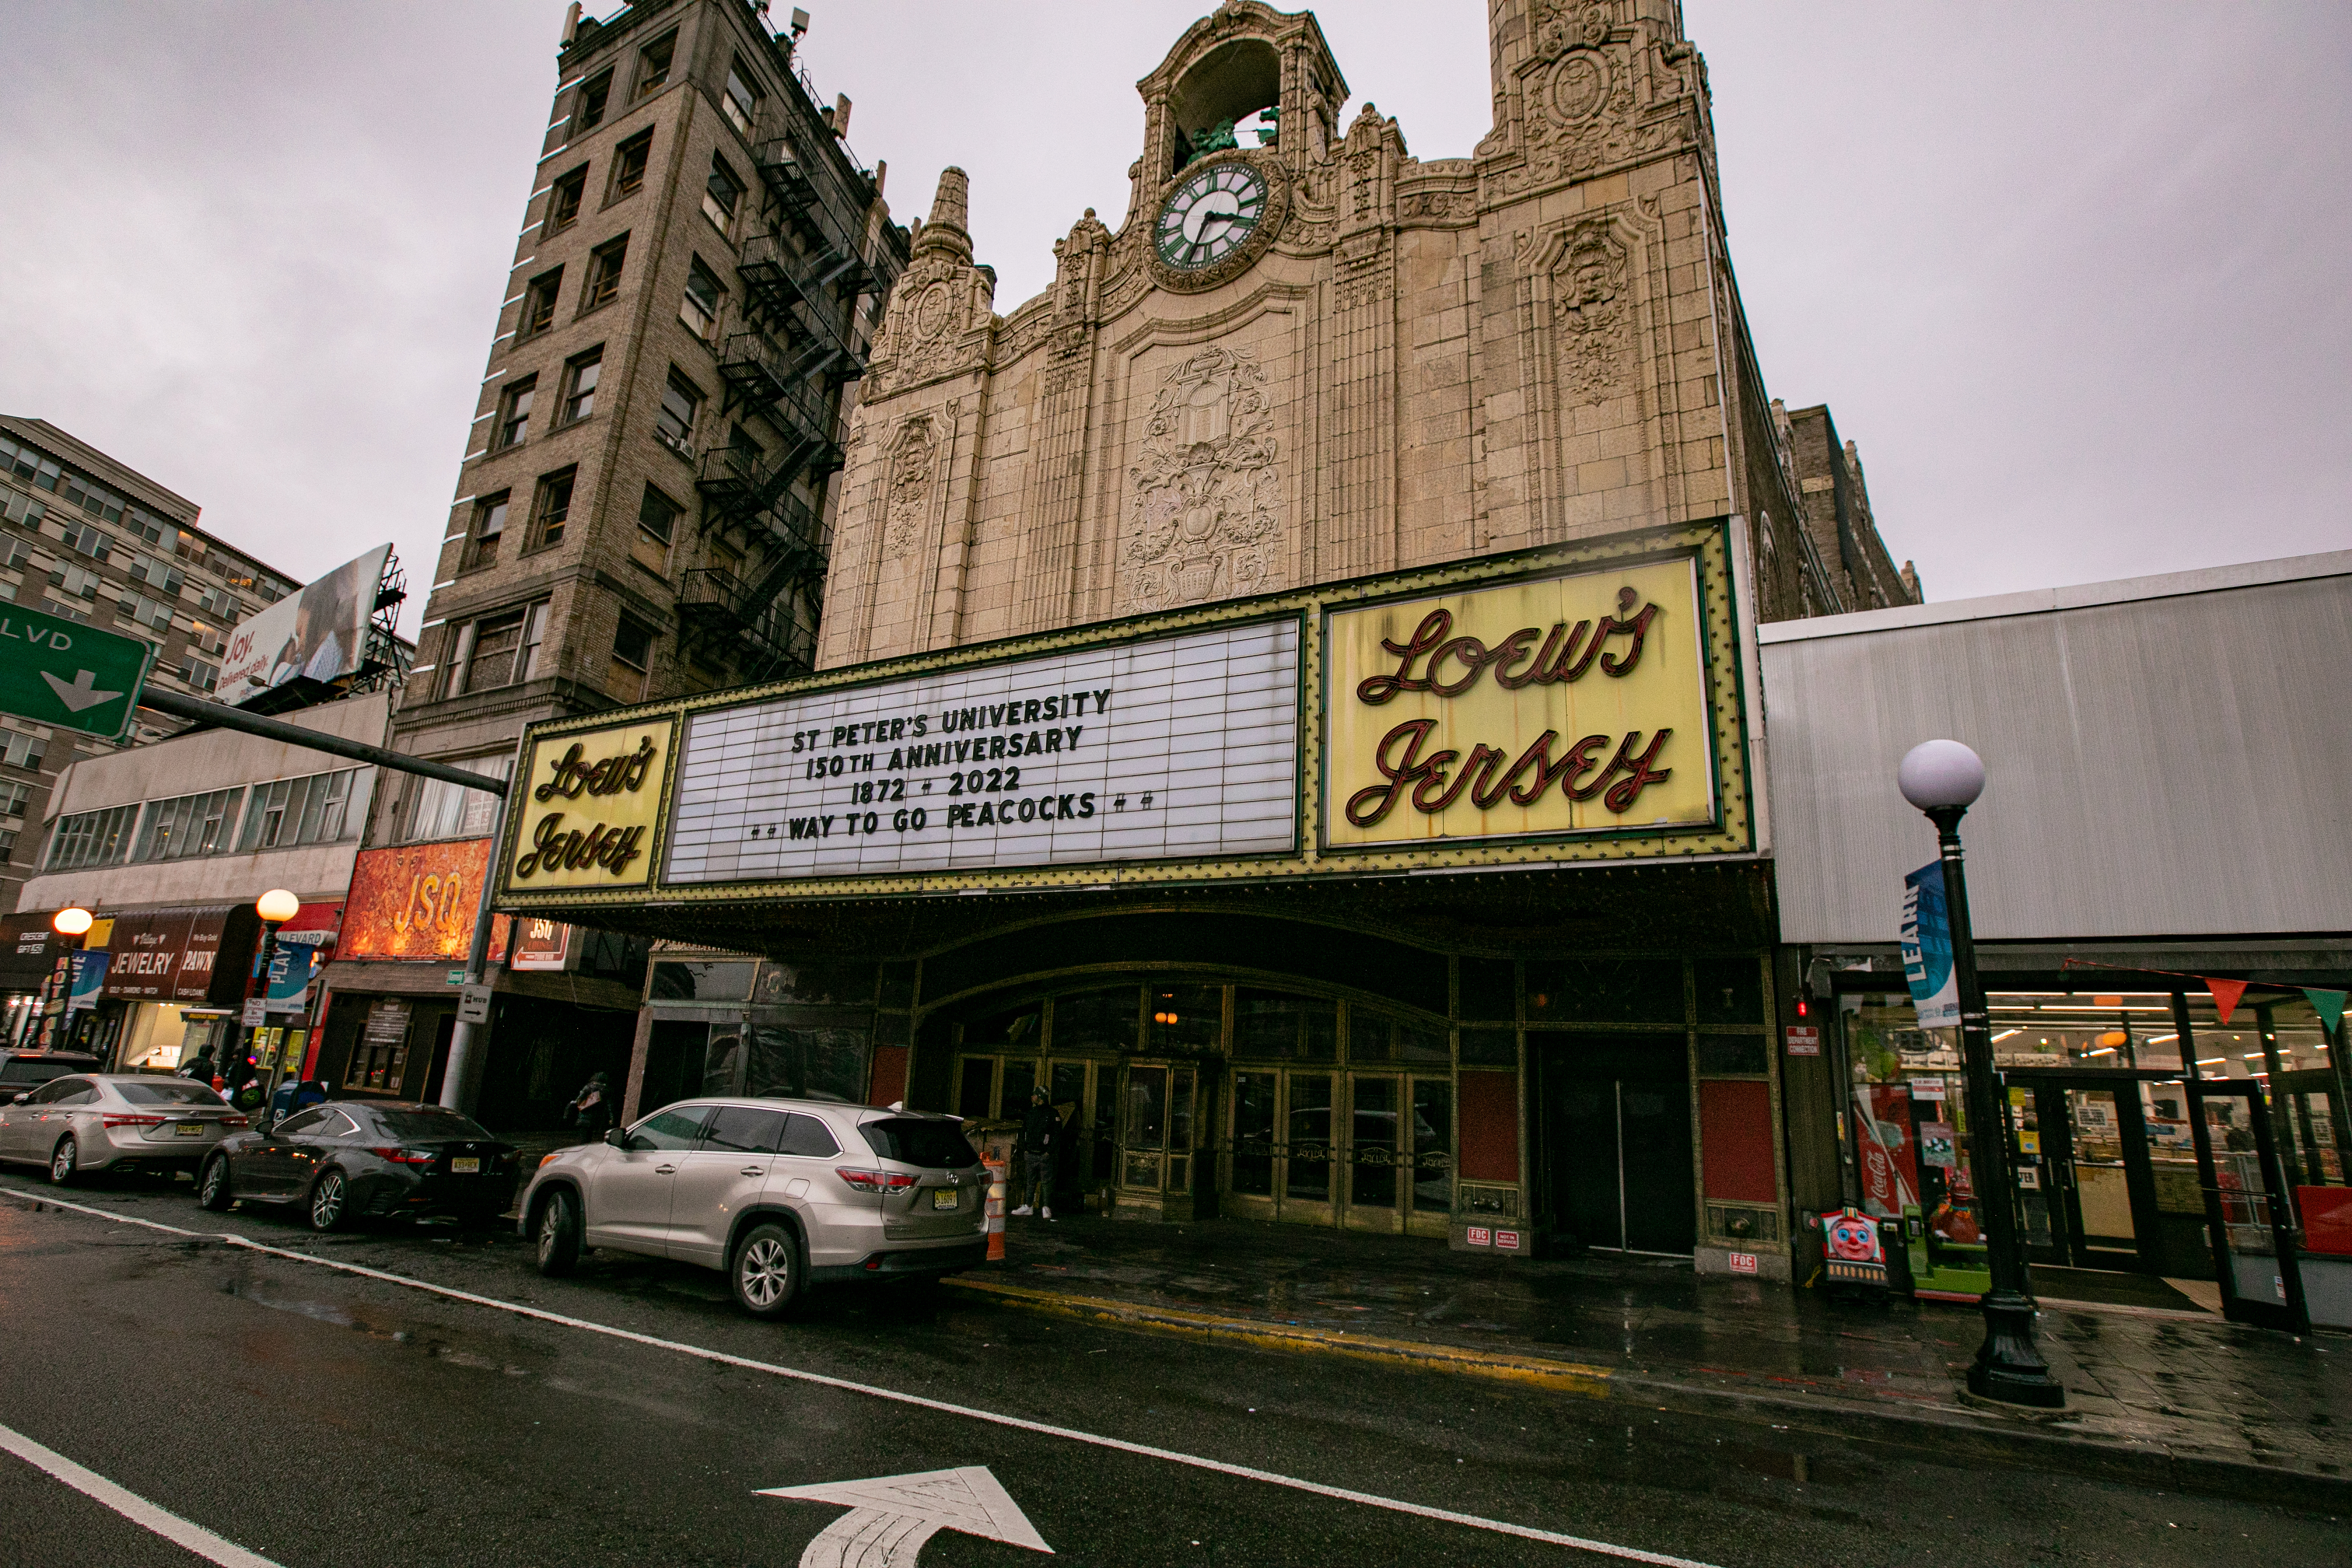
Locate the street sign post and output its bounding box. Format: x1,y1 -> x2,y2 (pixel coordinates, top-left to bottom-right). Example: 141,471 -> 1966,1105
0,607 -> 154,740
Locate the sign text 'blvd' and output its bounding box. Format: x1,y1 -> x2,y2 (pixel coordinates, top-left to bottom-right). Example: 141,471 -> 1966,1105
0,606 -> 154,740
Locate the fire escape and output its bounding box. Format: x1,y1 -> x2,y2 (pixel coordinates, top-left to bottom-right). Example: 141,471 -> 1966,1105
678,121 -> 893,683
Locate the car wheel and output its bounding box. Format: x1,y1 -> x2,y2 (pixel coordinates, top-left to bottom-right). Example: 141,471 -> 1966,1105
308,1168 -> 349,1232
49,1136 -> 79,1187
534,1189 -> 581,1277
198,1155 -> 234,1211
730,1223 -> 800,1320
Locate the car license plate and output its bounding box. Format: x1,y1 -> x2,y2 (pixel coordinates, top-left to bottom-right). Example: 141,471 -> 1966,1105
175,1122 -> 204,1137
451,1157 -> 480,1174
931,1188 -> 958,1210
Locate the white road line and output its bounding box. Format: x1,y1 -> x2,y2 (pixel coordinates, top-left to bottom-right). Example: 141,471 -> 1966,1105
0,1418 -> 284,1568
5,1193 -> 1721,1568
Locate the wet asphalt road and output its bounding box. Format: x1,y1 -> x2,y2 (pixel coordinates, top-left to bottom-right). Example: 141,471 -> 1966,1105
0,1169 -> 2342,1568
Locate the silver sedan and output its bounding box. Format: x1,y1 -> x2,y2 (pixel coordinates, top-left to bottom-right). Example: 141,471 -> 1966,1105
0,1072 -> 248,1184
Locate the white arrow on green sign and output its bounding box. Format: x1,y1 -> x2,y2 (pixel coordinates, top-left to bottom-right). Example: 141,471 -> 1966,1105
0,605 -> 155,740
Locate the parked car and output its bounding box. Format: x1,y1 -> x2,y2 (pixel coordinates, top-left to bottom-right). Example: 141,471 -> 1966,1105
0,1051 -> 102,1099
519,1098 -> 989,1318
0,1072 -> 245,1184
199,1100 -> 520,1231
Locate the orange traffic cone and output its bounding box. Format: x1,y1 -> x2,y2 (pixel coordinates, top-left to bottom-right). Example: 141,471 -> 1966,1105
984,1155 -> 1007,1262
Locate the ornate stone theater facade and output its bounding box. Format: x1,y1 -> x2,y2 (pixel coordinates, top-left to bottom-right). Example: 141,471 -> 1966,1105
498,1 -> 1917,1282
819,0 -> 1870,669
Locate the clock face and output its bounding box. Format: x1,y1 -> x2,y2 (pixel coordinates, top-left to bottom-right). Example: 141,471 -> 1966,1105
1155,162 -> 1269,271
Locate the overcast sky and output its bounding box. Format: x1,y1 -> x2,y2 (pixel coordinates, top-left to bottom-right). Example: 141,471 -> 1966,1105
0,1 -> 2343,635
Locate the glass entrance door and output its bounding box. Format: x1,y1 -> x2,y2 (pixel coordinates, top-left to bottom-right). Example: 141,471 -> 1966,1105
1225,1068 -> 1453,1234
2011,1074 -> 2164,1274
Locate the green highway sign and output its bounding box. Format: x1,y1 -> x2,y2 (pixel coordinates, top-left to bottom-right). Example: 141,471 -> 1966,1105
0,605 -> 155,740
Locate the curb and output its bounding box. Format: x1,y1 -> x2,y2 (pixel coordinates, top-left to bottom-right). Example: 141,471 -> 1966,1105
944,1275 -> 1612,1397
946,1274 -> 2352,1514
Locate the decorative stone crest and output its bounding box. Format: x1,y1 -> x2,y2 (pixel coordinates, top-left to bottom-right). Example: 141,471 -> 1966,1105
1120,346 -> 1284,612
880,417 -> 940,561
1554,220 -> 1631,405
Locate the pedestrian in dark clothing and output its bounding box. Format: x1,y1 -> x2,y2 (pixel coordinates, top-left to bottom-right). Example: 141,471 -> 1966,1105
567,1072 -> 615,1142
223,1051 -> 257,1099
179,1046 -> 216,1083
1011,1086 -> 1058,1220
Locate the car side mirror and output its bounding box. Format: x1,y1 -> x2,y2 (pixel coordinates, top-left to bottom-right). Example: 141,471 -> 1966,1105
603,1128 -> 627,1148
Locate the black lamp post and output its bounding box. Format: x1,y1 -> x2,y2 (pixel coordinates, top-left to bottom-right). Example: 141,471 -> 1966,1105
1898,740 -> 2065,1409
252,889 -> 301,1125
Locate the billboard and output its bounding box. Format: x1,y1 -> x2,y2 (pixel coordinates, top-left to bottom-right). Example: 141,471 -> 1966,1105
219,545 -> 393,699
1322,559 -> 1715,850
655,621 -> 1298,887
343,840 -> 511,962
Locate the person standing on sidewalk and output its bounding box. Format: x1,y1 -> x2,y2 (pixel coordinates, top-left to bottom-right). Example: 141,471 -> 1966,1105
567,1072 -> 615,1143
1010,1085 -> 1058,1219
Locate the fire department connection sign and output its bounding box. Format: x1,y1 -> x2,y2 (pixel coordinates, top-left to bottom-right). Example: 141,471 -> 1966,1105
663,620 -> 1298,883
1322,558 -> 1716,849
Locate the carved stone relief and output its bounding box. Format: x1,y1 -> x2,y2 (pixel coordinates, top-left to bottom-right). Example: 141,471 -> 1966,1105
1120,345 -> 1285,613
1554,220 -> 1631,406
880,416 -> 940,561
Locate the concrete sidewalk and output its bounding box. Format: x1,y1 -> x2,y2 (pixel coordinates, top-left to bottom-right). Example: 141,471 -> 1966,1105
951,1213 -> 2349,1509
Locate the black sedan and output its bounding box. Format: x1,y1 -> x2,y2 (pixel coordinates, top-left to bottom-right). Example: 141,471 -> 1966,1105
198,1100 -> 520,1231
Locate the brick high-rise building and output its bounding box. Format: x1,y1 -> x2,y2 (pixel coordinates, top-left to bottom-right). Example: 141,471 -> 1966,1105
0,417 -> 314,913
378,0 -> 905,831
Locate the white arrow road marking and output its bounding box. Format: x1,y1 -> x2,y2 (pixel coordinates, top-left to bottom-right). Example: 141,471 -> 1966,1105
40,668 -> 123,713
8,1194 -> 1724,1568
762,1466 -> 1051,1565
0,1418 -> 284,1567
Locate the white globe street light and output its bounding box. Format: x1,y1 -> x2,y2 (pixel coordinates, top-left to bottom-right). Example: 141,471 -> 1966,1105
1897,738 -> 1986,812
1894,740 -> 2063,1408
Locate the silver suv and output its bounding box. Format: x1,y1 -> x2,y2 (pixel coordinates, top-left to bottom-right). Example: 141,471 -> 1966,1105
518,1097 -> 989,1317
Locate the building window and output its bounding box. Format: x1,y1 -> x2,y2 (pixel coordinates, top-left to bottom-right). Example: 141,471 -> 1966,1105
635,483 -> 681,574
583,234 -> 629,310
181,655 -> 220,692
238,767 -> 365,852
60,521 -> 110,562
405,754 -> 513,842
195,585 -> 240,622
136,787 -> 243,862
443,601 -> 551,699
466,492 -> 509,570
0,781 -> 28,819
634,31 -> 676,100
46,804 -> 136,871
41,595 -> 94,626
118,591 -> 173,631
575,69 -> 613,133
493,376 -> 536,451
609,611 -> 655,702
519,266 -> 563,340
546,166 -> 587,235
655,371 -> 701,453
0,436 -> 63,491
722,61 -> 762,139
703,155 -> 743,237
49,563 -> 104,602
124,551 -> 183,596
680,259 -> 725,342
0,731 -> 44,771
610,130 -> 653,200
528,468 -> 576,550
559,347 -> 603,424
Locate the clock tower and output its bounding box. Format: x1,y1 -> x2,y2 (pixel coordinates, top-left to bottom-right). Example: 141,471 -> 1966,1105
818,0 -> 1870,670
